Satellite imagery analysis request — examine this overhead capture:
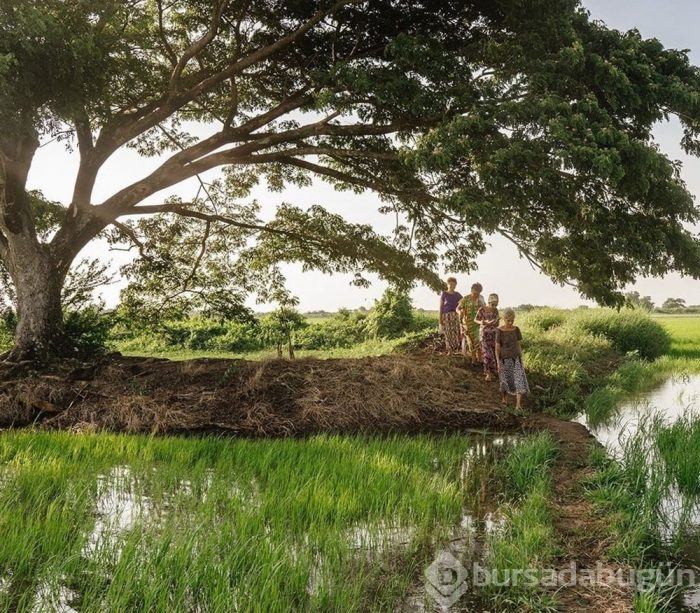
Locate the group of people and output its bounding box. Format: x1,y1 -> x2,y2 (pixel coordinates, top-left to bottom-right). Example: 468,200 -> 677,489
439,277 -> 530,411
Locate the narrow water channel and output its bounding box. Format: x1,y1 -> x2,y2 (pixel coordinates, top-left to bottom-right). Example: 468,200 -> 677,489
576,375 -> 700,611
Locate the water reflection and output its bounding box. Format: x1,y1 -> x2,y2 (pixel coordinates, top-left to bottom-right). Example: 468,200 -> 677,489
401,432 -> 518,612
577,375 -> 700,611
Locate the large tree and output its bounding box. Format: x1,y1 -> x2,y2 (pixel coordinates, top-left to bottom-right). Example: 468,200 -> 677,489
1,0 -> 700,359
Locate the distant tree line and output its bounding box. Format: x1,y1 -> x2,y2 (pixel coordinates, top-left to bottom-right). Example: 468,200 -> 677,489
624,291 -> 699,313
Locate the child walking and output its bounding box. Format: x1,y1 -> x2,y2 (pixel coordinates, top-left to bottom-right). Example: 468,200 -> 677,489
495,307 -> 530,412
458,282 -> 485,366
475,293 -> 499,381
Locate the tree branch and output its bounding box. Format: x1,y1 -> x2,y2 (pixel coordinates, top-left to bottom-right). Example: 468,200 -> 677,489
156,0 -> 178,66
113,220 -> 146,256
182,220 -> 211,291
126,202 -> 321,245
98,0 -> 359,158
169,1 -> 228,93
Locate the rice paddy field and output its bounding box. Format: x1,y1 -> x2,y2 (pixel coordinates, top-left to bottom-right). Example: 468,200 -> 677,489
3,311 -> 700,611
0,428 -> 563,612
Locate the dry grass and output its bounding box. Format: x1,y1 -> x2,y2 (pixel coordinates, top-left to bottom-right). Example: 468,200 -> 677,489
0,352 -> 517,436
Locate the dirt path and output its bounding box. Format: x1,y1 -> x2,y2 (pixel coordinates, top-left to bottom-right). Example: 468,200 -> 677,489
524,415 -> 634,612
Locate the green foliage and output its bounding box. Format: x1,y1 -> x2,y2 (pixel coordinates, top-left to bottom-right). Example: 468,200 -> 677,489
5,0 -> 700,361
0,430 -> 471,611
655,412 -> 700,497
569,308 -> 671,359
294,310 -> 368,350
497,433 -> 559,500
662,297 -> 686,311
486,433 -> 560,611
624,291 -> 655,312
260,307 -> 307,359
366,288 -> 414,339
519,307 -> 670,415
518,308 -> 567,332
62,307 -> 113,356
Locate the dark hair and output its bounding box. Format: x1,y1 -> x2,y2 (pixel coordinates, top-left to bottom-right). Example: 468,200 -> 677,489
471,282 -> 482,292
446,276 -> 457,284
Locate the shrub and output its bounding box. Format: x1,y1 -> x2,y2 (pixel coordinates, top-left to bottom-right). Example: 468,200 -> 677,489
518,308 -> 567,332
366,288 -> 413,339
209,322 -> 262,353
295,313 -> 368,350
410,310 -> 438,332
63,307 -> 113,355
519,307 -> 670,415
521,323 -> 615,414
569,308 -> 670,360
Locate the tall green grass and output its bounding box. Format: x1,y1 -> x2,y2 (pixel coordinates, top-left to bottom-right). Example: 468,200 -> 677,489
519,308 -> 670,417
0,431 -> 475,612
485,432 -> 560,611
584,411 -> 700,612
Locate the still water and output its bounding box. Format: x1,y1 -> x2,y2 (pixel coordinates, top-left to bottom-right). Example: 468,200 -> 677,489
577,375 -> 700,611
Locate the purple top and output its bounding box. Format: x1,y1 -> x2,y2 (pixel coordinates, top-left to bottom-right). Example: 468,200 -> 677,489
440,291 -> 463,314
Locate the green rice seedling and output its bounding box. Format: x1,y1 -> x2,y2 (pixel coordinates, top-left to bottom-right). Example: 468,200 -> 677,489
0,430 -> 493,612
655,410 -> 700,497
479,433 -> 560,612
496,432 -> 558,500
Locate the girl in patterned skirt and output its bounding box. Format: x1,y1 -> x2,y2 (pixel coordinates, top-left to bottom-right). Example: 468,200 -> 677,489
439,277 -> 463,353
475,293 -> 499,380
495,307 -> 530,411
458,283 -> 485,366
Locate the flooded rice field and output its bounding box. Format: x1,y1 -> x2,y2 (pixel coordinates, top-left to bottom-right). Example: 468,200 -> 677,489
0,431 -> 522,611
578,375 -> 700,611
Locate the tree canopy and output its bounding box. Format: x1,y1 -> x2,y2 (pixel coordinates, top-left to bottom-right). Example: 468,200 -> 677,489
1,0 -> 700,356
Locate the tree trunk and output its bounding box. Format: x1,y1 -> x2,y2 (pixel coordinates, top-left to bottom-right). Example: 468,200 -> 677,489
9,253 -> 69,361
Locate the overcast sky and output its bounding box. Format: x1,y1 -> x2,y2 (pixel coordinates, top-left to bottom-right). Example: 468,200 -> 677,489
26,0 -> 700,311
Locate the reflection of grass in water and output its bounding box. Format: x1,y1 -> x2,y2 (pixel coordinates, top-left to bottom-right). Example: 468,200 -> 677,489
0,431 -> 477,612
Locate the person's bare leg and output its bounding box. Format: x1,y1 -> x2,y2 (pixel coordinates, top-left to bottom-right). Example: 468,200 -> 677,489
515,393 -> 523,410
501,391 -> 508,405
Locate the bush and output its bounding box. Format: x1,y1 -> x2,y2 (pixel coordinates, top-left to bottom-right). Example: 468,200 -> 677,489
209,322 -> 262,352
295,312 -> 368,350
569,308 -> 670,360
162,319 -> 226,350
366,288 -> 413,339
410,310 -> 438,332
64,307 -> 113,355
518,308 -> 567,332
519,307 -> 670,415
521,322 -> 615,414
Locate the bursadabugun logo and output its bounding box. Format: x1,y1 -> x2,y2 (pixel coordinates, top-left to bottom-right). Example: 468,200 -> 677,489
423,551 -> 469,608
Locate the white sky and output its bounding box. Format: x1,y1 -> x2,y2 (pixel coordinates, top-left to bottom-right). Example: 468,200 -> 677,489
25,0 -> 700,311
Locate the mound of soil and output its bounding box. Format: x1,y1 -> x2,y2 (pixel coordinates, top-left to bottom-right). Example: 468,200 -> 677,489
0,351 -> 518,436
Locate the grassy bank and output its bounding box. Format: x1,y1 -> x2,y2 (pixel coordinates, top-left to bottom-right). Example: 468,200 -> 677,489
580,316 -> 700,611
517,308 -> 671,417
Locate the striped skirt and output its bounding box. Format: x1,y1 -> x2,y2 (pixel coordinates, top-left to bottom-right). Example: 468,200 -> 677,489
499,356 -> 530,395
